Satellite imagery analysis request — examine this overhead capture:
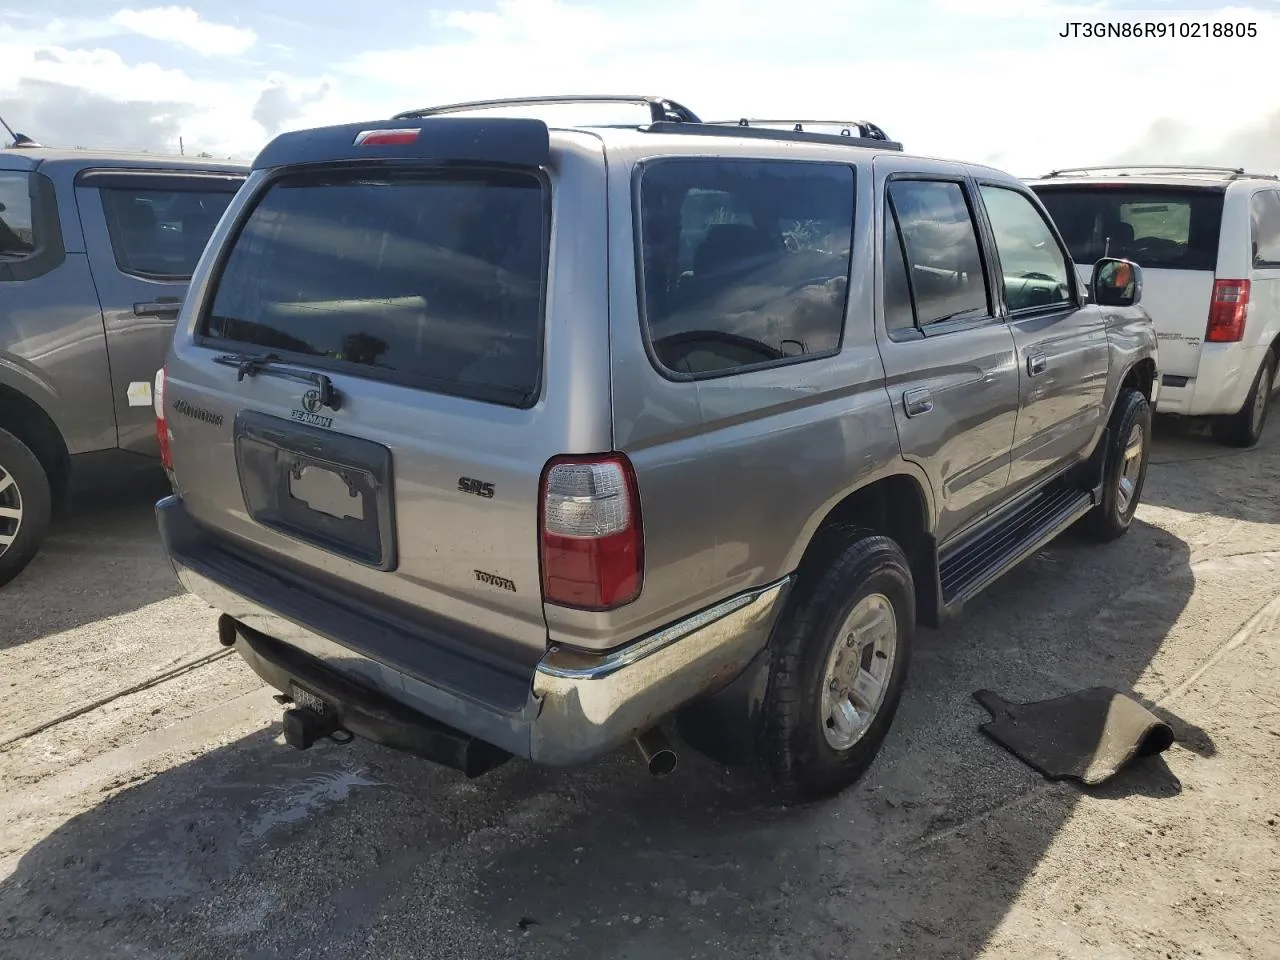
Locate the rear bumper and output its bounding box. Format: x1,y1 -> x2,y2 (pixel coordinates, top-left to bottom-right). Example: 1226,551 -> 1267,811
156,495 -> 790,767
1158,344 -> 1269,416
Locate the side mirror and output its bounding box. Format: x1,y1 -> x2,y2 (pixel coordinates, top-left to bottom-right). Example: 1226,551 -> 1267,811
1091,257 -> 1143,307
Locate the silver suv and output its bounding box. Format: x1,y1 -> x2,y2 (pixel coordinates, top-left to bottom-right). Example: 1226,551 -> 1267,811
155,96 -> 1159,799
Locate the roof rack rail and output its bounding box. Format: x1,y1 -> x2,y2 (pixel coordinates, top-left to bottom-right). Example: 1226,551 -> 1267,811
646,119 -> 902,152
393,95 -> 702,124
1040,164 -> 1279,182
707,117 -> 893,142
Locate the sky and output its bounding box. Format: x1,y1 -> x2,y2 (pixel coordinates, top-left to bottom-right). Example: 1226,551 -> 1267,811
1,0 -> 1278,175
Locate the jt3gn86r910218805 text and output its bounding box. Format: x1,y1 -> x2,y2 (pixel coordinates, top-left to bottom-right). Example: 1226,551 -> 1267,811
1059,21 -> 1258,38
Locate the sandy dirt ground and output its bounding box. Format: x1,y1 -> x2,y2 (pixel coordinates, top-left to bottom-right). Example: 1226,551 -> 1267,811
1,419 -> 1278,960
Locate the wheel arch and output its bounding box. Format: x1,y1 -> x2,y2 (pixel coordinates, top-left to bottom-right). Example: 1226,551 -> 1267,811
1118,355 -> 1157,403
676,467 -> 938,767
0,382 -> 71,505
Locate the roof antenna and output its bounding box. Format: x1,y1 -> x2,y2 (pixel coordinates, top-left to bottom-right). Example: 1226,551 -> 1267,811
0,112 -> 41,148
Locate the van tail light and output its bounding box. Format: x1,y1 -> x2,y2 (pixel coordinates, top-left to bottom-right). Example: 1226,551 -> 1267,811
154,366 -> 172,471
539,454 -> 643,610
1206,279 -> 1251,342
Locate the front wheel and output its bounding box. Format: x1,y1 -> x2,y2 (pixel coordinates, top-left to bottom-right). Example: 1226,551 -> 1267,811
1083,388 -> 1152,543
758,531 -> 915,801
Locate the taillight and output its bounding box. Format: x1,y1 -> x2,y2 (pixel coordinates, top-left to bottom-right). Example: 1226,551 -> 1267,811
154,366 -> 172,471
539,454 -> 643,610
1206,279 -> 1251,343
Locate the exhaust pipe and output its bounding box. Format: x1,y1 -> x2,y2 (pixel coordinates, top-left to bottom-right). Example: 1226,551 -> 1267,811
635,727 -> 677,777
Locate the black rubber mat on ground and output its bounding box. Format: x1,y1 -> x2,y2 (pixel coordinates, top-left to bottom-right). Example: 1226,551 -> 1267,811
973,686 -> 1176,786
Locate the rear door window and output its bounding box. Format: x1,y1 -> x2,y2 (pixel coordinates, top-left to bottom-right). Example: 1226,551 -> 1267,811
637,158 -> 855,376
202,167 -> 548,407
1250,189 -> 1280,268
885,178 -> 992,328
1032,186 -> 1224,271
100,181 -> 238,280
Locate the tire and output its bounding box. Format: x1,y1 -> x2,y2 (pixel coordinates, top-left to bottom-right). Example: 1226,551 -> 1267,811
1212,350 -> 1274,448
758,530 -> 915,801
0,427 -> 53,589
1083,388 -> 1152,543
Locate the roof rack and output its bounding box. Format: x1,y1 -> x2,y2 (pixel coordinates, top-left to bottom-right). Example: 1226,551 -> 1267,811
389,96 -> 902,152
647,118 -> 902,152
708,117 -> 893,142
393,95 -> 702,124
1040,164 -> 1279,182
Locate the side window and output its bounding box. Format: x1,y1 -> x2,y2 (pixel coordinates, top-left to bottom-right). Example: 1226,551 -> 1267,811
886,179 -> 991,327
100,184 -> 238,280
978,185 -> 1073,313
638,159 -> 855,377
0,172 -> 35,259
883,199 -> 917,335
1251,190 -> 1280,268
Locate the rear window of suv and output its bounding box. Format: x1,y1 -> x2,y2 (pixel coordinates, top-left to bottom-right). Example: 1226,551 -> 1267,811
201,167 -> 548,408
1032,185 -> 1224,271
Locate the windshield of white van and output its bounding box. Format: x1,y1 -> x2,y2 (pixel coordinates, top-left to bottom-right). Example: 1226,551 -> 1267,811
1032,185 -> 1223,272
200,167 -> 547,407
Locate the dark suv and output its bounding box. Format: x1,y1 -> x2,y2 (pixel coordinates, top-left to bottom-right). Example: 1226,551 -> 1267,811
0,144 -> 246,585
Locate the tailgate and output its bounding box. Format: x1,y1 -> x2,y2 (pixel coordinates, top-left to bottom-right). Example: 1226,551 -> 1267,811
162,124 -> 575,666
1039,182 -> 1224,379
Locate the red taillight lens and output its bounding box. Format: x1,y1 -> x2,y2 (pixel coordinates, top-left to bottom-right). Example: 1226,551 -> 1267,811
352,127 -> 421,146
539,454 -> 643,610
154,366 -> 172,470
1206,279 -> 1251,342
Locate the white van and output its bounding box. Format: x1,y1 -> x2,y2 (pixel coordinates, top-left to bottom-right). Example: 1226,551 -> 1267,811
1028,166 -> 1280,446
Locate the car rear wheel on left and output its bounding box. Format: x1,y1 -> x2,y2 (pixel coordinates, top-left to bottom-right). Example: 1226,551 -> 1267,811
0,427 -> 52,588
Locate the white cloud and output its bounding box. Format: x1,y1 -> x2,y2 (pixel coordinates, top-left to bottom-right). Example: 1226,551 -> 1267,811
3,2 -> 1280,172
340,0 -> 1280,176
109,6 -> 256,57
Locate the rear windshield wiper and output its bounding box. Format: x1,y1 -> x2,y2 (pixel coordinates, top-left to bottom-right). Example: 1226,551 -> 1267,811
212,352 -> 343,411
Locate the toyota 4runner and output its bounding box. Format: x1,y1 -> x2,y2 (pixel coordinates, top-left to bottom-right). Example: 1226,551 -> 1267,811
155,96 -> 1159,799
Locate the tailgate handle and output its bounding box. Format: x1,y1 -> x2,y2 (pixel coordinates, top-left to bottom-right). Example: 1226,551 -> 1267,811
134,298 -> 182,319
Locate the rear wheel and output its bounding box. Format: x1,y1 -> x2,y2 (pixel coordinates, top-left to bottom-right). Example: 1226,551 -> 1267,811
758,530 -> 914,801
1083,388 -> 1152,542
0,427 -> 52,588
1212,350 -> 1274,448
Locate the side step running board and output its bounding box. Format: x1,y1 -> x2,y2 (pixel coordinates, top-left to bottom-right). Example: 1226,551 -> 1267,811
939,483 -> 1095,610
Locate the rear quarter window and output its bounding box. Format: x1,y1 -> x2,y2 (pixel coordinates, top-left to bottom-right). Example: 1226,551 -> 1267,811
200,167 -> 548,408
1032,185 -> 1224,271
1250,189 -> 1280,268
637,158 -> 855,377
0,171 -> 35,257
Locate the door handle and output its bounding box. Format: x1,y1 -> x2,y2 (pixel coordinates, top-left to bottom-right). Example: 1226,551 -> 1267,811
903,387 -> 934,418
1027,353 -> 1048,376
134,298 -> 182,319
